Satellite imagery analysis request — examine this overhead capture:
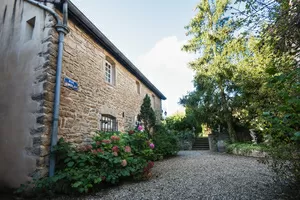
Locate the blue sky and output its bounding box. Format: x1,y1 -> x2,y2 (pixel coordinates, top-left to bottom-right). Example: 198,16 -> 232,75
72,0 -> 199,115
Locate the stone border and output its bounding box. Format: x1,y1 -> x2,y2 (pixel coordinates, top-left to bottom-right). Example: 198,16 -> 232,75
230,148 -> 267,158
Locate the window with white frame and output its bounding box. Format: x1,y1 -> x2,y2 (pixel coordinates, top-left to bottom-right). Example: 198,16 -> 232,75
105,61 -> 114,84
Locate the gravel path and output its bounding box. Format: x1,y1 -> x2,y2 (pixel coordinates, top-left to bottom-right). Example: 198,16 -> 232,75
59,151 -> 283,200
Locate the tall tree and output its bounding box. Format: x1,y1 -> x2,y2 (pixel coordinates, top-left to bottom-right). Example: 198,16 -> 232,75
138,94 -> 156,136
182,0 -> 241,141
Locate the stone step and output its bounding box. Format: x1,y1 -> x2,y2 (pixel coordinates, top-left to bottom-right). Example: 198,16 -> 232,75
192,145 -> 209,147
192,148 -> 209,150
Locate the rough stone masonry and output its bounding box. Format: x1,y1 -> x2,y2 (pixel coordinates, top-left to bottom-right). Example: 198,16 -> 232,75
0,0 -> 163,189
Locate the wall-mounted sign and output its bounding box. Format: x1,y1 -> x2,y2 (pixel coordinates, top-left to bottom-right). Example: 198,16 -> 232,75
64,77 -> 78,91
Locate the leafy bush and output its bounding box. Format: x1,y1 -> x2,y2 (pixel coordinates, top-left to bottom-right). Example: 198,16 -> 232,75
164,112 -> 200,133
152,126 -> 180,158
177,131 -> 195,150
260,142 -> 300,198
17,130 -> 155,195
226,142 -> 267,154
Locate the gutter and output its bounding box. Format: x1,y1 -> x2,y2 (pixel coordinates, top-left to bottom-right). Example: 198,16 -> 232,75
24,0 -> 69,177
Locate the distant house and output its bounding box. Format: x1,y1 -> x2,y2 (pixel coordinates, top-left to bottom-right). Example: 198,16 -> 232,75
0,0 -> 166,189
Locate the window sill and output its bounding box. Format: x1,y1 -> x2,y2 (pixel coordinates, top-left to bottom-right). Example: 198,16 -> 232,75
105,81 -> 115,88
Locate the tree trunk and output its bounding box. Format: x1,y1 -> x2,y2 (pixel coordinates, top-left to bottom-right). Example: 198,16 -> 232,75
220,86 -> 236,142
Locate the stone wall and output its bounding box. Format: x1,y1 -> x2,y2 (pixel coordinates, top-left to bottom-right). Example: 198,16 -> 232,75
0,0 -> 54,189
43,14 -> 163,146
0,1 -> 163,188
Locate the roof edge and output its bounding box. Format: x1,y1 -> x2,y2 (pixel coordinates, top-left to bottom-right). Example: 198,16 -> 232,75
58,1 -> 167,100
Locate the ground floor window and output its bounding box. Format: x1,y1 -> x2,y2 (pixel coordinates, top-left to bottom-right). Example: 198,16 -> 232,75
100,115 -> 118,132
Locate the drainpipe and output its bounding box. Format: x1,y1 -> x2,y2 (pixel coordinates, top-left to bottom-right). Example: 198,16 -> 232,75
24,0 -> 69,177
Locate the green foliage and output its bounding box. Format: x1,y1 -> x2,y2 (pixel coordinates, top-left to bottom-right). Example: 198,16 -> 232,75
177,130 -> 196,150
182,0 -> 300,195
261,144 -> 300,193
152,125 -> 180,158
17,130 -> 155,195
163,113 -> 196,150
226,142 -> 267,154
164,112 -> 200,133
182,0 -> 245,142
138,94 -> 156,134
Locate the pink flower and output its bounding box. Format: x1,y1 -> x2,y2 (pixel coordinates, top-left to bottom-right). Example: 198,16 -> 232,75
102,139 -> 112,144
124,146 -> 131,153
128,130 -> 135,135
138,125 -> 144,131
96,141 -> 101,145
148,161 -> 154,168
79,146 -> 87,152
149,143 -> 155,149
113,152 -> 118,156
91,149 -> 97,154
111,135 -> 120,141
86,145 -> 92,150
97,148 -> 104,153
121,159 -> 127,167
112,146 -> 119,152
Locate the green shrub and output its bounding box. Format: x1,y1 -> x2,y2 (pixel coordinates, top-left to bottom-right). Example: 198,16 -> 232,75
17,130 -> 155,195
177,131 -> 195,150
260,142 -> 300,198
226,142 -> 267,154
152,126 -> 180,158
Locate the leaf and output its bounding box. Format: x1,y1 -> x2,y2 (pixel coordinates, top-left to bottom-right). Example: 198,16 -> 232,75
78,188 -> 85,193
64,158 -> 71,163
67,161 -> 75,167
94,177 -> 102,184
72,181 -> 82,188
294,132 -> 300,137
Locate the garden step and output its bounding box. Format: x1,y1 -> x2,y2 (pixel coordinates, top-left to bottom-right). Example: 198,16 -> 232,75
193,145 -> 209,147
192,148 -> 209,150
192,137 -> 209,150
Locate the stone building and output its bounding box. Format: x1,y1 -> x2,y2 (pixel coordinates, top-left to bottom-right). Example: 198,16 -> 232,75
0,0 -> 166,189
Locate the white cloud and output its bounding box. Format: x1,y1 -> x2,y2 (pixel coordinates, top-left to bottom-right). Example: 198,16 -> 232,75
135,36 -> 195,116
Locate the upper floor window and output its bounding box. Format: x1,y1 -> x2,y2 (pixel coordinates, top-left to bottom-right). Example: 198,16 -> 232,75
105,60 -> 115,85
100,114 -> 118,132
136,81 -> 141,94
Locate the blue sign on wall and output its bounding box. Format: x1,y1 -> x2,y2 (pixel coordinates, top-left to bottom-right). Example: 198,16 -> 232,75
64,77 -> 78,91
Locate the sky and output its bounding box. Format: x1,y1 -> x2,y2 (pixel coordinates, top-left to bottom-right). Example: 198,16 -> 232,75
72,0 -> 198,115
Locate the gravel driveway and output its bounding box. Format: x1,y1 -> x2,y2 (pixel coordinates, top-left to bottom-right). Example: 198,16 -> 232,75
59,151 -> 283,200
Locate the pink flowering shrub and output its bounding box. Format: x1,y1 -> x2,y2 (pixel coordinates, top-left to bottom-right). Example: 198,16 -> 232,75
137,125 -> 144,131
18,129 -> 156,195
124,146 -> 131,153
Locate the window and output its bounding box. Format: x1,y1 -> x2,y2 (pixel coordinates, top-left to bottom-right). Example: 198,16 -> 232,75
100,115 -> 118,132
105,61 -> 115,85
136,81 -> 141,94
25,17 -> 36,42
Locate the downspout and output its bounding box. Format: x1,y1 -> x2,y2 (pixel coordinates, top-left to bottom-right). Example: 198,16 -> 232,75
24,0 -> 69,177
